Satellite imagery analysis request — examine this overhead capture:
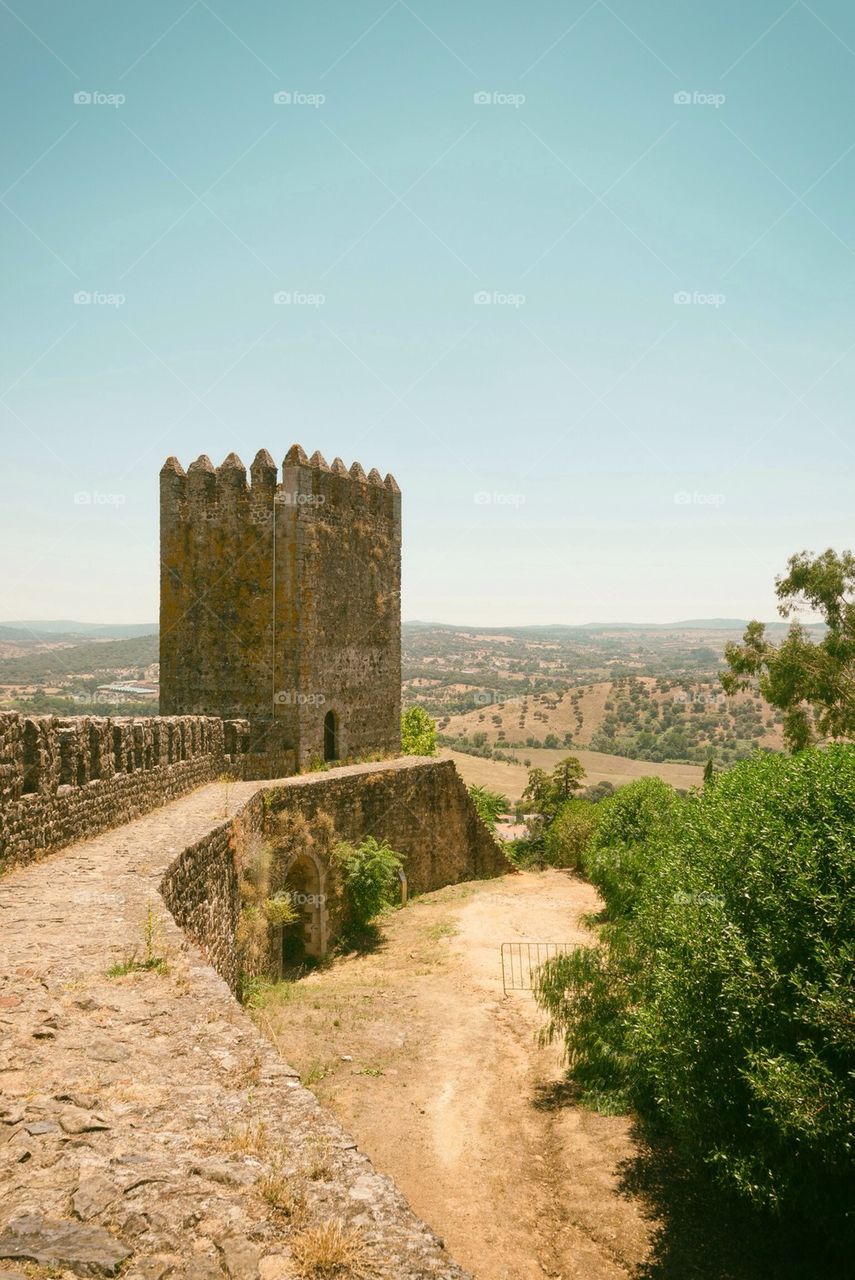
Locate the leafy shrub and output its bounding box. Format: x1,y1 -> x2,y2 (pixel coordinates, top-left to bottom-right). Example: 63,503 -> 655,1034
537,747 -> 855,1232
536,942 -> 633,1111
542,798 -> 599,870
468,784 -> 509,830
401,705 -> 437,755
583,776 -> 681,920
332,836 -> 404,933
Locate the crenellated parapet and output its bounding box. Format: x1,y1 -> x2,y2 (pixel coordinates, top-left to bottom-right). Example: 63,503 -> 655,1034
0,713 -> 251,870
160,446 -> 400,525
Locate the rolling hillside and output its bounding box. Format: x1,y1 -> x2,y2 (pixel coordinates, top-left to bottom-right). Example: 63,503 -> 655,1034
438,674 -> 784,767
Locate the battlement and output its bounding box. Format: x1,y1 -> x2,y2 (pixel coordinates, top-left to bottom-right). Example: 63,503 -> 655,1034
160,446 -> 400,516
0,713 -> 251,869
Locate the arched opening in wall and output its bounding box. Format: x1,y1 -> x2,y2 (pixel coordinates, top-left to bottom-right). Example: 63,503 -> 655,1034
280,854 -> 325,969
323,710 -> 338,763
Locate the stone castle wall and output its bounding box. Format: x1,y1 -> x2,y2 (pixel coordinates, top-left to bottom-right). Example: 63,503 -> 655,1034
0,775 -> 470,1279
159,791 -> 266,993
158,758 -> 509,991
0,712 -> 250,870
160,445 -> 401,777
265,757 -> 508,896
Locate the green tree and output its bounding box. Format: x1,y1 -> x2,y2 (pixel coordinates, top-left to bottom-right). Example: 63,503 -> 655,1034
722,548 -> 855,751
400,705 -> 437,756
537,748 -> 855,1234
522,756 -> 586,820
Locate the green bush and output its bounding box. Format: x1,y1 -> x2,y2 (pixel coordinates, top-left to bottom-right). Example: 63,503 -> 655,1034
468,784 -> 509,830
583,776 -> 681,920
537,747 -> 855,1231
542,798 -> 599,870
400,705 -> 437,755
332,836 -> 405,932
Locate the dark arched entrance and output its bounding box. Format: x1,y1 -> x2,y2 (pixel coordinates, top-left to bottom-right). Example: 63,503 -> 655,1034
323,710 -> 338,762
280,853 -> 327,966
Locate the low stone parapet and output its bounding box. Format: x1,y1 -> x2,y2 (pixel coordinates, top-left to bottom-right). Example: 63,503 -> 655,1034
0,713 -> 250,870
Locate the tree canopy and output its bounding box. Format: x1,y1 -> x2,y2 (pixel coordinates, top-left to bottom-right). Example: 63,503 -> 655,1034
400,705 -> 437,756
522,756 -> 586,818
722,548 -> 855,750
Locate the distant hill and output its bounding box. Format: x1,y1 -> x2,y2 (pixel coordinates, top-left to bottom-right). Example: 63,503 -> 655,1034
1,618 -> 820,643
437,676 -> 784,768
0,634 -> 158,683
0,621 -> 158,642
403,619 -> 818,635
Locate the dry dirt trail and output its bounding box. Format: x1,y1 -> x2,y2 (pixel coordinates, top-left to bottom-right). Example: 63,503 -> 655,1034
258,870 -> 652,1280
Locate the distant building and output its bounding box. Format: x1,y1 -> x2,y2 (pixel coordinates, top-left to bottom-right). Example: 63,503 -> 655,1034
95,683 -> 158,701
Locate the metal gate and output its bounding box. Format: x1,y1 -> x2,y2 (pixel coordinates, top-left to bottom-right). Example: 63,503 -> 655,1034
501,942 -> 575,994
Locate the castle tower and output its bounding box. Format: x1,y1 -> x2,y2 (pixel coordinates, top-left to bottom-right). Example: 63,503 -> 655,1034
160,446 -> 402,777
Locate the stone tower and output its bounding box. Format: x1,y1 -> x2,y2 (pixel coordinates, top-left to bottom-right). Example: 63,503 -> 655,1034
159,445 -> 401,777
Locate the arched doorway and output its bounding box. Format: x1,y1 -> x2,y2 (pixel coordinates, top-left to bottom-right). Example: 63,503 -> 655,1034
323,710 -> 338,762
281,852 -> 327,966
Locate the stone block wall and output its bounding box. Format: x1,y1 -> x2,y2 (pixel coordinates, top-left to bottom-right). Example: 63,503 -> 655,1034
264,757 -> 508,897
0,712 -> 250,869
157,757 -> 509,991
159,803 -> 259,992
160,445 -> 401,777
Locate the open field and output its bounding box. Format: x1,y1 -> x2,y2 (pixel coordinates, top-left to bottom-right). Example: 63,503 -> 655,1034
441,746 -> 703,803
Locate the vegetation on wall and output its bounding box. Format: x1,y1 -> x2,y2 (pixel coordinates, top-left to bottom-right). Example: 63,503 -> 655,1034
331,836 -> 405,937
233,828 -> 297,997
467,784 -> 509,831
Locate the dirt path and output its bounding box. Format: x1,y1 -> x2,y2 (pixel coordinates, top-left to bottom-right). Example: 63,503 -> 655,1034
257,871 -> 653,1280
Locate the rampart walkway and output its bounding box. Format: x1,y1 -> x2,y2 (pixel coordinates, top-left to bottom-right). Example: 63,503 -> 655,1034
0,775 -> 469,1280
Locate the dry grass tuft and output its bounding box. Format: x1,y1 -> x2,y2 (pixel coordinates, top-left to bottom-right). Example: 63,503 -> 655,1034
236,1053 -> 263,1088
220,1120 -> 269,1156
290,1221 -> 369,1278
302,1134 -> 334,1181
258,1170 -> 307,1223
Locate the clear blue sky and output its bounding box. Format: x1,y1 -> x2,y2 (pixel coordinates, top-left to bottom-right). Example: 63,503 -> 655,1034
1,0 -> 853,626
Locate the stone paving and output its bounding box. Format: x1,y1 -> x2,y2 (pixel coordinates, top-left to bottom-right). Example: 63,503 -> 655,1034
0,778 -> 469,1280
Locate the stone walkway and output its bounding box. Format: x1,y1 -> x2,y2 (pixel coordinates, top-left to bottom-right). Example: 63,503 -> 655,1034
0,778 -> 468,1280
